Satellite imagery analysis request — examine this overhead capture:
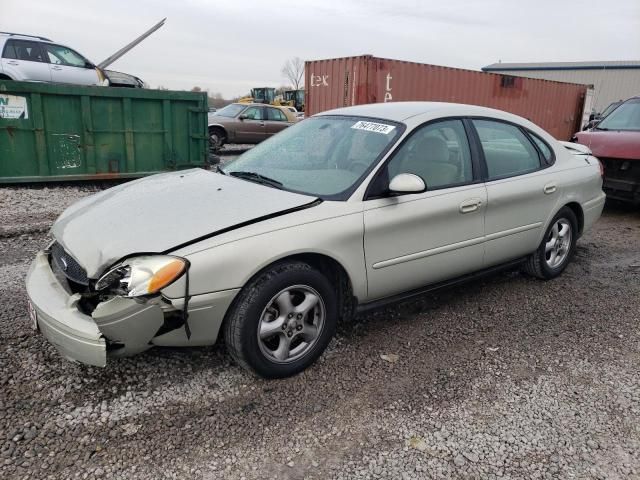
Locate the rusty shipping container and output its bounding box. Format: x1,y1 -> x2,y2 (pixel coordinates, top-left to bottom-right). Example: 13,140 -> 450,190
305,55 -> 589,140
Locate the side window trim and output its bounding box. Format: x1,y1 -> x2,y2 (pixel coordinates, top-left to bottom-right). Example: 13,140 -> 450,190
33,42 -> 47,63
462,118 -> 487,181
364,116 -> 481,200
43,43 -> 59,65
523,129 -> 556,167
466,116 -> 546,182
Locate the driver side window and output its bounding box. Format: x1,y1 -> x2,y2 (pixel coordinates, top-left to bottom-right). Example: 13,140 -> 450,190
387,119 -> 473,190
242,107 -> 264,120
43,44 -> 88,68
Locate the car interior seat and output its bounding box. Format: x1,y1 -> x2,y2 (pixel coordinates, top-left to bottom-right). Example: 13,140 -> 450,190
400,136 -> 458,188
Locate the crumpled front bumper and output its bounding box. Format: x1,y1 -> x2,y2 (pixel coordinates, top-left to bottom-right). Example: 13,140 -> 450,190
26,250 -> 240,367
26,251 -> 107,367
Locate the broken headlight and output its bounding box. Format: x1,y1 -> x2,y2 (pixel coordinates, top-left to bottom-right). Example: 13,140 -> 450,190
95,255 -> 187,297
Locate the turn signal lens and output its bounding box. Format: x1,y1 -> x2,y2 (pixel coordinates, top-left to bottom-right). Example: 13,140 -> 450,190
148,259 -> 187,294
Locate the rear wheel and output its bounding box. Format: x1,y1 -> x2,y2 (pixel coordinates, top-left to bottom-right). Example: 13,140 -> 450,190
223,261 -> 337,378
524,207 -> 578,279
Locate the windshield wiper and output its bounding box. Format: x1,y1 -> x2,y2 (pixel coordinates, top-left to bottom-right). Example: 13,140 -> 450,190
229,171 -> 283,189
594,126 -> 609,131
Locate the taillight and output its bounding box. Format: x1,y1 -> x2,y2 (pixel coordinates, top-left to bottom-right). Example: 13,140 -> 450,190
598,160 -> 604,177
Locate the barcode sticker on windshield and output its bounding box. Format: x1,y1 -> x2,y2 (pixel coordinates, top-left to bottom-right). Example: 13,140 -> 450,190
351,121 -> 396,134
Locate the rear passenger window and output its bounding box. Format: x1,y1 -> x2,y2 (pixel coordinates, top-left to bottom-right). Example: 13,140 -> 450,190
528,132 -> 553,165
4,40 -> 45,62
473,120 -> 541,179
2,41 -> 17,59
266,108 -> 287,121
242,107 -> 263,120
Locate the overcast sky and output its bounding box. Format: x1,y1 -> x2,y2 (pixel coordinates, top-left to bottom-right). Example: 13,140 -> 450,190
3,0 -> 639,97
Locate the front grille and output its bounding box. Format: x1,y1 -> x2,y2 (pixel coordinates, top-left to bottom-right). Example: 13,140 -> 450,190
600,157 -> 640,182
50,242 -> 89,286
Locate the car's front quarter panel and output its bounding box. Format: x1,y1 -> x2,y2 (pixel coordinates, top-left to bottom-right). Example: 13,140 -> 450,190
163,201 -> 367,301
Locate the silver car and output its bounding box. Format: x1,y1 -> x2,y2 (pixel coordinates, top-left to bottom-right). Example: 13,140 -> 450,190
0,32 -> 144,87
25,102 -> 606,378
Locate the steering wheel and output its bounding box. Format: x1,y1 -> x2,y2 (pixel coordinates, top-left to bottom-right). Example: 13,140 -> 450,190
348,160 -> 370,175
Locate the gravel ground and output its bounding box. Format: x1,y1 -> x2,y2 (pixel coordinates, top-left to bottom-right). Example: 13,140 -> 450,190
0,184 -> 639,480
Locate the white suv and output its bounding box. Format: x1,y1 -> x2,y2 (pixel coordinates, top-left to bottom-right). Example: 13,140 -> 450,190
0,32 -> 144,88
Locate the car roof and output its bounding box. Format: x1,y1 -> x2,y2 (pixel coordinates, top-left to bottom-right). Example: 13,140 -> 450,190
316,101 -> 556,142
233,102 -> 269,107
317,101 -> 529,123
0,32 -> 54,43
233,102 -> 293,109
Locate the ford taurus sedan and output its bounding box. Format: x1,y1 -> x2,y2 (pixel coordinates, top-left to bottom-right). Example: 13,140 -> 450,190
26,102 -> 606,378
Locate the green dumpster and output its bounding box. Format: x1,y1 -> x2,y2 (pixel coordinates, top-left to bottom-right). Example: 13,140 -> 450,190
0,81 -> 208,183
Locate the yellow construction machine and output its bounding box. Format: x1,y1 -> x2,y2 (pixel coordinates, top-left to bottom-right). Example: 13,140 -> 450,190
238,87 -> 304,112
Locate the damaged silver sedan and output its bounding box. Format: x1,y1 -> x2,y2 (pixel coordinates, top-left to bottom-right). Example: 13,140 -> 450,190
26,102 -> 606,378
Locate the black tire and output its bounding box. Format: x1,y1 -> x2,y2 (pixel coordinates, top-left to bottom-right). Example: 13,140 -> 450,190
208,127 -> 226,153
524,207 -> 578,280
223,261 -> 338,378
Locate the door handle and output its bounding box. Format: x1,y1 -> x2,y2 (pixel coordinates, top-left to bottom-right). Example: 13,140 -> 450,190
7,60 -> 19,65
52,66 -> 63,71
459,198 -> 482,214
543,183 -> 557,195
259,121 -> 265,126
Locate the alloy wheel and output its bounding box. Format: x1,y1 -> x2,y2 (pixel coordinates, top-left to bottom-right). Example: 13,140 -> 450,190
257,285 -> 326,364
545,218 -> 572,269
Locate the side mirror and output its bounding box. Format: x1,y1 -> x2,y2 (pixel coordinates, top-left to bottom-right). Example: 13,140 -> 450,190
85,61 -> 95,69
389,173 -> 426,194
238,114 -> 247,121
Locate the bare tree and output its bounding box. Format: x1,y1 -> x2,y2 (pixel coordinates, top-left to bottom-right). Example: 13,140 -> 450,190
281,57 -> 305,90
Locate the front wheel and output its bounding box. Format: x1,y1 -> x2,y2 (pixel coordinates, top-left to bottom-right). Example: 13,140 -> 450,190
208,127 -> 225,154
524,207 -> 578,279
223,262 -> 337,378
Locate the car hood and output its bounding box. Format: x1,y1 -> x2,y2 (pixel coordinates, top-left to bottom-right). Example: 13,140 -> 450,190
103,69 -> 145,88
573,130 -> 640,160
51,169 -> 318,279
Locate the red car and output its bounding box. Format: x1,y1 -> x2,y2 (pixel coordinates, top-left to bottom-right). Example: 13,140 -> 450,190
573,97 -> 640,204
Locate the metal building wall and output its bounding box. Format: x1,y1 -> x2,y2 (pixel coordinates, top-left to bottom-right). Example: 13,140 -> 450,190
305,55 -> 588,140
482,68 -> 640,113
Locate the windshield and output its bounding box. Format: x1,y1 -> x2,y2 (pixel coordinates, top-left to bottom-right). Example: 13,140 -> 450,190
214,104 -> 245,118
252,88 -> 275,103
600,101 -> 621,118
597,99 -> 640,131
222,116 -> 403,199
